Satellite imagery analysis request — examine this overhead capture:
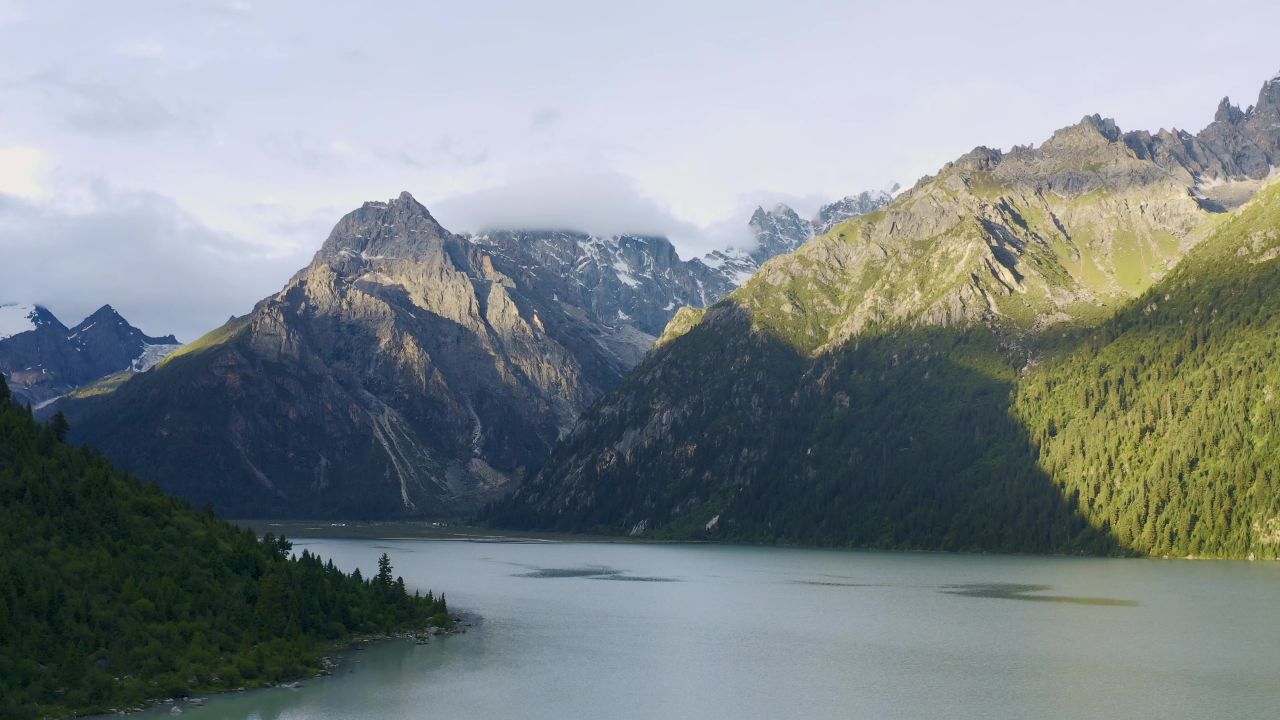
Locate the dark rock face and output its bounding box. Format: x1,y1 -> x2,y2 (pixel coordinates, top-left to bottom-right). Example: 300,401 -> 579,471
1109,73 -> 1280,210
60,193 -> 756,519
0,303 -> 178,406
1182,73 -> 1280,180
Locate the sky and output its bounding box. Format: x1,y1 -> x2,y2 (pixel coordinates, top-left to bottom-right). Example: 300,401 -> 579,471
1,0 -> 1278,340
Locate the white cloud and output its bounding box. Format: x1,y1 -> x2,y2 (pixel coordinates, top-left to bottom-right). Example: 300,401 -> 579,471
0,181 -> 307,341
0,0 -> 22,27
431,170 -> 719,255
113,40 -> 166,59
0,145 -> 49,199
0,0 -> 1277,340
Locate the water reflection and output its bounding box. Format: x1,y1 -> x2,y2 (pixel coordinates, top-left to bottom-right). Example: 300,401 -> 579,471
513,565 -> 680,582
940,582 -> 1138,606
792,580 -> 883,587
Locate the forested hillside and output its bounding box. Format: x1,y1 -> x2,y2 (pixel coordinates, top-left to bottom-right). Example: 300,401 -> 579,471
0,375 -> 450,719
1015,181 -> 1280,557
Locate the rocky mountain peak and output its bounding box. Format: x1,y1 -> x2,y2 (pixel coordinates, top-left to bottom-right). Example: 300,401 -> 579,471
71,305 -> 178,345
1256,71 -> 1280,113
29,305 -> 66,332
1043,114 -> 1122,150
747,203 -> 812,264
61,191 -> 763,519
317,191 -> 450,263
83,304 -> 124,324
950,146 -> 1003,174
1215,97 -> 1246,123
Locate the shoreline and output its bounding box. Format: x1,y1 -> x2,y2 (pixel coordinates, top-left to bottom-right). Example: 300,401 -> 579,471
88,614 -> 475,718
231,519 -> 1274,563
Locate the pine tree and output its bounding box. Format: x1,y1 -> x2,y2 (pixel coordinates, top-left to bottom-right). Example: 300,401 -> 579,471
375,553 -> 393,590
49,412 -> 70,443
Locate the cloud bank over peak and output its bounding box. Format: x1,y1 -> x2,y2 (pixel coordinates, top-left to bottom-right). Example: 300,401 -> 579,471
431,171 -> 720,255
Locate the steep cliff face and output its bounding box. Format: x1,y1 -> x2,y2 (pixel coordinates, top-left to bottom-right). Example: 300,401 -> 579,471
488,75 -> 1280,555
63,194 -> 606,516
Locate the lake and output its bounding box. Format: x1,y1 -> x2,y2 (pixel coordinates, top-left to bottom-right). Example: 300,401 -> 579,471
124,538 -> 1280,719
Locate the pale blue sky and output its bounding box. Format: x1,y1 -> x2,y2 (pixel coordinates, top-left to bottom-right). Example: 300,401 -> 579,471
1,0 -> 1277,338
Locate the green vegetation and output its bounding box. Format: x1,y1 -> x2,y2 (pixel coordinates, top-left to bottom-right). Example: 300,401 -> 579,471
489,316 -> 1117,553
0,374 -> 450,719
1015,181 -> 1280,557
158,314 -> 251,367
491,182 -> 1280,559
66,370 -> 133,399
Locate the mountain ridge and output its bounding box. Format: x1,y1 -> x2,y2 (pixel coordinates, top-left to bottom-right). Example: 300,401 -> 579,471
485,73 -> 1280,557
59,188 -> 888,518
0,302 -> 179,406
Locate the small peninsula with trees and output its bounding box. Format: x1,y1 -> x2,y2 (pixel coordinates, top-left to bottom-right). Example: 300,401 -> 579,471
0,375 -> 452,719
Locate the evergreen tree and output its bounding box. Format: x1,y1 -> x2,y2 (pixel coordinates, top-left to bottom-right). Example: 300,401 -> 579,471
375,553 -> 394,591
48,411 -> 70,443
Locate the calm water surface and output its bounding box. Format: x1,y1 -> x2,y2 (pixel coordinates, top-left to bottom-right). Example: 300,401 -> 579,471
126,539 -> 1280,719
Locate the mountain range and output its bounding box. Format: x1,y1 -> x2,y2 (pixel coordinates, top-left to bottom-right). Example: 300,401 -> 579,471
54,71 -> 1280,558
484,72 -> 1280,558
59,191 -> 888,518
0,303 -> 180,407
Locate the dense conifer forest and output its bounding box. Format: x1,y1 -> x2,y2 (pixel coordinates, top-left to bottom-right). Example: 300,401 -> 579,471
0,375 -> 450,718
1014,182 -> 1280,558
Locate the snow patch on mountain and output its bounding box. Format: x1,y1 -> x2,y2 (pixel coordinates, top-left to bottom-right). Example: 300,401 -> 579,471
611,258 -> 642,288
699,247 -> 758,286
0,303 -> 38,340
131,342 -> 184,372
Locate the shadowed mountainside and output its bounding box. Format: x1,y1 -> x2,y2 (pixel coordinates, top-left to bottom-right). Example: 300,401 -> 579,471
487,74 -> 1280,557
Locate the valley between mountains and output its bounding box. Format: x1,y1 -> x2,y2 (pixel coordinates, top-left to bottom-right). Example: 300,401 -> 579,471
50,72 -> 1280,559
